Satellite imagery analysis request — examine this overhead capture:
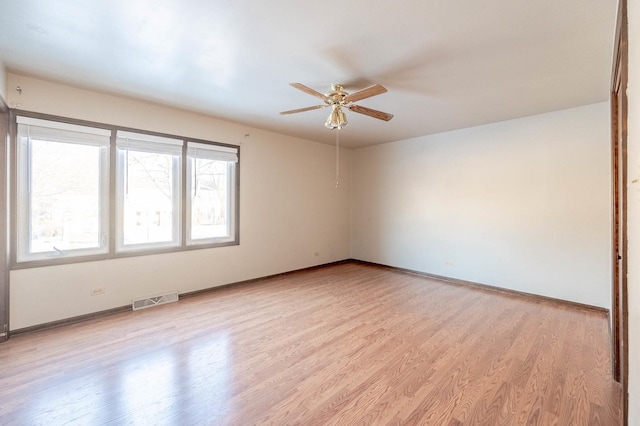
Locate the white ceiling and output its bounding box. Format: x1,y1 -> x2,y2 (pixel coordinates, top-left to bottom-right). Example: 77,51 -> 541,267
0,0 -> 618,148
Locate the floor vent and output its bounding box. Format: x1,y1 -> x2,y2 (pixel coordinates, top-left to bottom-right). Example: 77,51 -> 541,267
132,292 -> 179,311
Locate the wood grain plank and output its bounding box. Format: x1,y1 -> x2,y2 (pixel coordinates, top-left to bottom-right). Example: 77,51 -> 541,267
0,262 -> 621,425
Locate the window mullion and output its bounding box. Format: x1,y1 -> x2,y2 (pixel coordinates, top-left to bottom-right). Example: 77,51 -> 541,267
108,129 -> 117,255
181,142 -> 188,247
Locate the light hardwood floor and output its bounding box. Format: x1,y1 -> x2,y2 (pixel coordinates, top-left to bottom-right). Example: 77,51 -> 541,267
0,262 -> 622,425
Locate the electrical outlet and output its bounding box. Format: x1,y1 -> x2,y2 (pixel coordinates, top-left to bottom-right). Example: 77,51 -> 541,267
90,287 -> 105,296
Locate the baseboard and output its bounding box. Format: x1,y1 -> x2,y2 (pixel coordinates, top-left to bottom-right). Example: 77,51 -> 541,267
351,259 -> 609,315
10,257 -> 607,336
9,259 -> 352,336
180,259 -> 352,299
10,304 -> 132,337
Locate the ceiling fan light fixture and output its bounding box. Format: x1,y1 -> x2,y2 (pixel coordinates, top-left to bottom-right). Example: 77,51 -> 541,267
336,108 -> 348,129
325,106 -> 348,130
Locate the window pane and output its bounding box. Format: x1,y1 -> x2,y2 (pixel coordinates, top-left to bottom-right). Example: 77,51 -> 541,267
122,150 -> 178,246
29,139 -> 103,253
190,158 -> 230,240
14,114 -> 238,266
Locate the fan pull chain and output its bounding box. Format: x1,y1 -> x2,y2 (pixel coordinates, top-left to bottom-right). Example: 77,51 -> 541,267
335,130 -> 340,188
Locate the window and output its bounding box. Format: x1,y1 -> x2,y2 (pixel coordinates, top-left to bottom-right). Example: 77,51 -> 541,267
16,117 -> 110,262
186,142 -> 238,245
116,131 -> 182,251
13,113 -> 239,267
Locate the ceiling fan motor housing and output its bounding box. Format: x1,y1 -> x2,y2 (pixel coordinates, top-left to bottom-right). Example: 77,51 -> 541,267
326,84 -> 348,105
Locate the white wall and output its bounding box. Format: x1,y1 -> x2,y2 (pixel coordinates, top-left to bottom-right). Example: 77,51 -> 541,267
351,103 -> 611,308
7,73 -> 351,330
626,0 -> 639,422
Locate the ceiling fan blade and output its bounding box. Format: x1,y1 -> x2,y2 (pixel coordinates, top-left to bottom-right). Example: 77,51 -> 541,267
289,83 -> 330,103
280,105 -> 327,115
343,84 -> 388,103
347,105 -> 394,121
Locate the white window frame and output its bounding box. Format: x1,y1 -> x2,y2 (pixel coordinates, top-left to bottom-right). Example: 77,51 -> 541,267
115,130 -> 183,252
15,116 -> 110,262
11,112 -> 240,268
186,142 -> 238,245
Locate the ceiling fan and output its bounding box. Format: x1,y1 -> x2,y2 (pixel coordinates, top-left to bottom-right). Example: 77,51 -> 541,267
280,83 -> 394,130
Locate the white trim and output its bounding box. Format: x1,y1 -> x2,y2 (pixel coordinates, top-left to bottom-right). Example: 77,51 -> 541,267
17,116 -> 111,137
115,146 -> 182,252
187,142 -> 238,153
116,131 -> 183,155
187,141 -> 238,162
15,137 -> 110,262
186,159 -> 236,245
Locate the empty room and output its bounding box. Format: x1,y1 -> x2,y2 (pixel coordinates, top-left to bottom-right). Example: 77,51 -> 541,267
0,1 -> 638,425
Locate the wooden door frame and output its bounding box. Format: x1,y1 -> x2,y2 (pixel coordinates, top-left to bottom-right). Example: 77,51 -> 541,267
611,0 -> 628,421
0,97 -> 9,342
